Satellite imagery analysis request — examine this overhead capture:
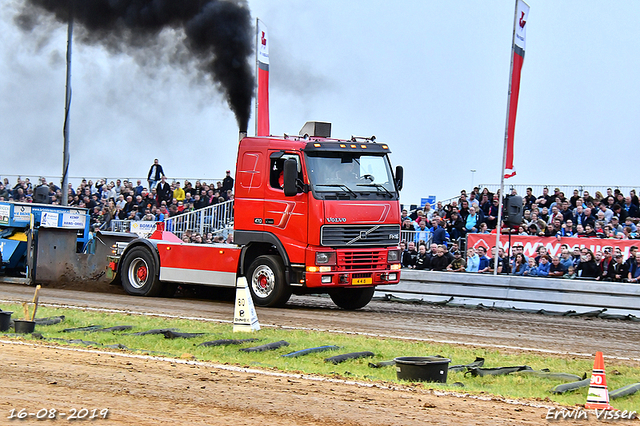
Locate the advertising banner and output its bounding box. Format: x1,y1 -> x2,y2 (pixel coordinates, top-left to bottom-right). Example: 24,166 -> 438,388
40,212 -> 59,228
467,233 -> 637,260
62,213 -> 86,229
0,204 -> 9,225
13,204 -> 31,223
130,221 -> 157,236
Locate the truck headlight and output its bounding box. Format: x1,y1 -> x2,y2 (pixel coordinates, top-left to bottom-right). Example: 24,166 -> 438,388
387,249 -> 401,263
316,252 -> 336,265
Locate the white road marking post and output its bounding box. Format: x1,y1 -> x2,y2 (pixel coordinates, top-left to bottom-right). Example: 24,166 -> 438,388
233,276 -> 260,332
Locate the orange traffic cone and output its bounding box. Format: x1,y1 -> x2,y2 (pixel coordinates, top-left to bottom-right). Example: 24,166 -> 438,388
584,351 -> 614,410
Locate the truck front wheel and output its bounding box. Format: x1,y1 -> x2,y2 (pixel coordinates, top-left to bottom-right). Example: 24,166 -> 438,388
329,287 -> 375,310
121,247 -> 162,297
247,255 -> 291,307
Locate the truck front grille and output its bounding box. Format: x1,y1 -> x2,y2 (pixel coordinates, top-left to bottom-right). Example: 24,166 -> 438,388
337,250 -> 386,270
321,225 -> 400,247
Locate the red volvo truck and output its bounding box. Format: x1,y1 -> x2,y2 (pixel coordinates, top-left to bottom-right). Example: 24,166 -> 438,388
110,122 -> 403,309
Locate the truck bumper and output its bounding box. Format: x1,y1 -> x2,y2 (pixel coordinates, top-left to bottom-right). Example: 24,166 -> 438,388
303,269 -> 400,288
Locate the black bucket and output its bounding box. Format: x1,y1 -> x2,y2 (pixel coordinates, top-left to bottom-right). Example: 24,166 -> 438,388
394,356 -> 450,383
13,319 -> 36,334
0,311 -> 12,332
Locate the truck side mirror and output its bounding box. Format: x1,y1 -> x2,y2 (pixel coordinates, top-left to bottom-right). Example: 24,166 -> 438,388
395,165 -> 404,192
283,158 -> 298,197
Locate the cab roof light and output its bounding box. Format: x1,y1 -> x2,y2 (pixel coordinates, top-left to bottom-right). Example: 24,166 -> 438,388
313,143 -> 321,147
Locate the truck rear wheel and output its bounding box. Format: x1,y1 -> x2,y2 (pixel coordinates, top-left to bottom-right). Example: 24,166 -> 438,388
121,247 -> 162,297
247,255 -> 291,307
329,287 -> 375,310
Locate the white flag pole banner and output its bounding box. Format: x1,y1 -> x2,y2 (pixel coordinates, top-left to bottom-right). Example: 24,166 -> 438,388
255,18 -> 270,136
495,0 -> 529,275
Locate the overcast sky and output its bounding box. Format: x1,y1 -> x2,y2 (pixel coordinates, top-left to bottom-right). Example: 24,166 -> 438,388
1,0 -> 639,205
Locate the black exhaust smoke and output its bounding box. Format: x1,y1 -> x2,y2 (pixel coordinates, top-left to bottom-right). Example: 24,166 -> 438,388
15,0 -> 254,132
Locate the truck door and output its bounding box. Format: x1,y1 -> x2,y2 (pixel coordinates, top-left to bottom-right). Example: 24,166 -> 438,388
264,152 -> 307,264
235,150 -> 266,231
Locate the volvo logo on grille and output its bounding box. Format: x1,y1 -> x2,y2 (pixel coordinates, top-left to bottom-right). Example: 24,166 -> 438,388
346,225 -> 381,245
327,217 -> 346,223
389,233 -> 399,240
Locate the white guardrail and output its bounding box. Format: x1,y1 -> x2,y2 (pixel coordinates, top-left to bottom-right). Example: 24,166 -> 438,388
376,270 -> 640,317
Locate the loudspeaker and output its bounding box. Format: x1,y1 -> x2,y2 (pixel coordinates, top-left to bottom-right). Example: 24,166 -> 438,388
34,186 -> 50,204
504,195 -> 523,228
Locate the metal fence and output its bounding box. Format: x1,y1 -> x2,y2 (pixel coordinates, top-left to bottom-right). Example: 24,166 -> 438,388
477,184 -> 638,200
420,183 -> 640,211
163,200 -> 234,240
109,220 -> 134,233
2,174 -> 227,187
401,230 -> 439,248
109,200 -> 234,240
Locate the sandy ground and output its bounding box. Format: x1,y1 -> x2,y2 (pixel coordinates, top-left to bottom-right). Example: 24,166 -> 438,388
1,283 -> 639,425
1,341 -> 567,426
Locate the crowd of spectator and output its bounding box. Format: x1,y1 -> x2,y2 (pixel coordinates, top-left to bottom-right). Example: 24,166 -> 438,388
400,186 -> 640,281
402,186 -> 640,242
0,163 -> 235,239
401,239 -> 640,282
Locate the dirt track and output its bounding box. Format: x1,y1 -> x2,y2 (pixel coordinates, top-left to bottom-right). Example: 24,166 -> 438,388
1,283 -> 639,425
1,283 -> 639,360
1,342 -> 564,426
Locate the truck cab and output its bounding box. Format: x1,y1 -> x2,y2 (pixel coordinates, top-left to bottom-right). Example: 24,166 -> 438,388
234,122 -> 403,309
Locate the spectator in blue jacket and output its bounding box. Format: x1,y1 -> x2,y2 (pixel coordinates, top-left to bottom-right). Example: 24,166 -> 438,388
536,255 -> 551,277
523,257 -> 539,276
464,206 -> 482,233
466,248 -> 480,272
431,218 -> 448,246
413,219 -> 430,246
512,253 -> 528,275
627,252 -> 640,283
477,246 -> 491,273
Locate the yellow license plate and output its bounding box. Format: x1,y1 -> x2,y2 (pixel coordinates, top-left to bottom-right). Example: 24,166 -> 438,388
352,278 -> 372,285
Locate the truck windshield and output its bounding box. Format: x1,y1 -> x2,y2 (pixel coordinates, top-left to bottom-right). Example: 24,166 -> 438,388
305,153 -> 397,199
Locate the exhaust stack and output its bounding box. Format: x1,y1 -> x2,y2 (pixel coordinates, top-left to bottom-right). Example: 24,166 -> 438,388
239,130 -> 248,142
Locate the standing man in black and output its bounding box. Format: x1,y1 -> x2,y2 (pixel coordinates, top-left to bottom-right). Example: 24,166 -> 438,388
222,170 -> 234,193
156,176 -> 173,206
147,159 -> 165,190
623,246 -> 638,279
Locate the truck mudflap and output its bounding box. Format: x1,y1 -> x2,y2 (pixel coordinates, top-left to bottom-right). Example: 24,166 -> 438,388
106,255 -> 120,281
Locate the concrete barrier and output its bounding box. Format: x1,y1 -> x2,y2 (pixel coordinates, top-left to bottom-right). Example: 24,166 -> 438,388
376,270 -> 640,317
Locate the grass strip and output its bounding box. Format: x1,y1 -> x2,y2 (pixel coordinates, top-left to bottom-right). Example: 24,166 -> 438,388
1,303 -> 639,411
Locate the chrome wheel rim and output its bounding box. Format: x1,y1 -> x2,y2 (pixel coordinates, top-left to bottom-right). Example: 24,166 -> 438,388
251,265 -> 275,299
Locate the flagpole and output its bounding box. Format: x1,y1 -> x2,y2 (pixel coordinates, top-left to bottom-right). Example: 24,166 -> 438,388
493,0 -> 519,275
61,13 -> 73,206
254,18 -> 259,137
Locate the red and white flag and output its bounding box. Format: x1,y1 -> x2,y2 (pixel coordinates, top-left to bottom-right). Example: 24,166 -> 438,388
256,19 -> 270,136
504,0 -> 529,179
